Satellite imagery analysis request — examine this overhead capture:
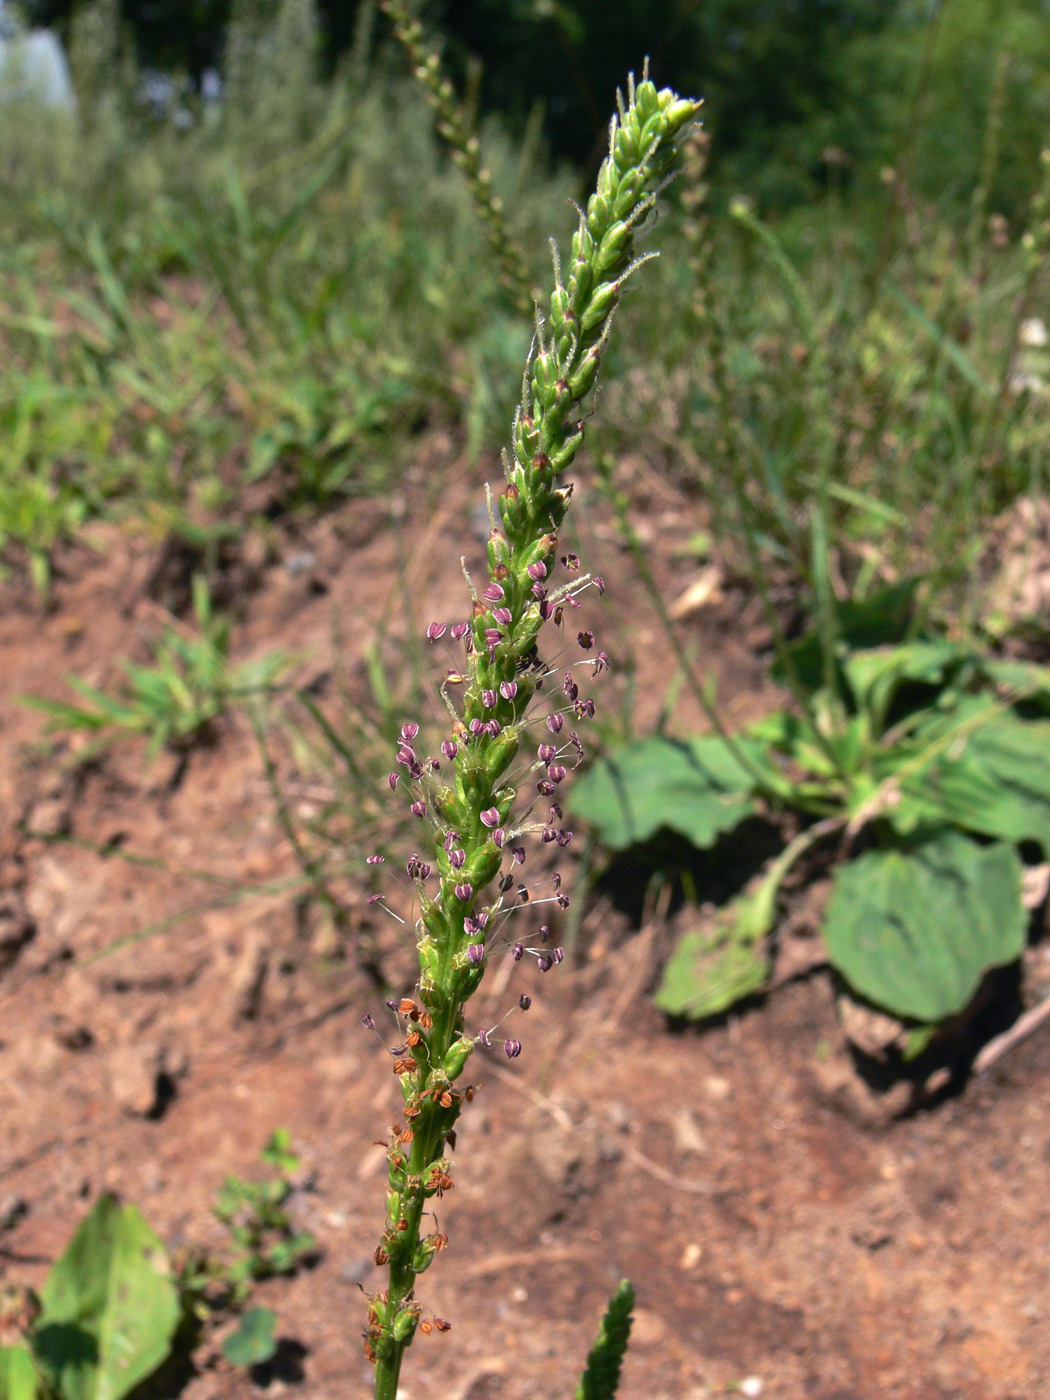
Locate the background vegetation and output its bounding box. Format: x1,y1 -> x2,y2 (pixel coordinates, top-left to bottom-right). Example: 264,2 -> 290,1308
0,0 -> 1048,1065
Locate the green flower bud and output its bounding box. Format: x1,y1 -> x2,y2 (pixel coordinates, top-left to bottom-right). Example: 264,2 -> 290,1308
635,78 -> 660,119
587,194 -> 611,241
464,844 -> 501,889
392,1307 -> 420,1344
580,280 -> 619,334
432,783 -> 463,825
569,351 -> 600,400
597,222 -> 630,275
613,172 -> 643,221
614,126 -> 639,168
443,1034 -> 474,1078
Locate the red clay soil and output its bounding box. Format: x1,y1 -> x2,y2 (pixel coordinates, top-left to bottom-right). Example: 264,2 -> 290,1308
0,447 -> 1048,1400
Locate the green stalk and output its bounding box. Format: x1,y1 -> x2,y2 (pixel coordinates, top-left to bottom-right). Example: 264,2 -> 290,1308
365,73 -> 699,1393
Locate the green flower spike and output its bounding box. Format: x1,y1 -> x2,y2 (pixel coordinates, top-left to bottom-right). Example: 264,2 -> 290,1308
365,71 -> 700,1400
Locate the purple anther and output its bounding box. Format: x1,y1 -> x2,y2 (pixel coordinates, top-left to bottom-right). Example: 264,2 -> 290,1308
513,943 -> 524,962
593,576 -> 605,596
557,892 -> 570,909
444,831 -> 460,852
537,956 -> 553,973
492,607 -> 513,626
538,743 -> 556,763
467,943 -> 485,965
427,622 -> 447,641
464,917 -> 479,936
577,631 -> 594,650
549,804 -> 564,822
483,720 -> 502,738
547,764 -> 567,784
362,1013 -> 376,1029
563,673 -> 578,700
368,894 -> 383,905
500,680 -> 518,700
484,628 -> 502,649
410,801 -> 427,817
455,883 -> 474,902
480,807 -> 502,828
537,780 -> 556,796
539,600 -> 554,620
511,847 -> 526,865
477,1028 -> 492,1048
450,848 -> 466,869
552,947 -> 565,964
594,651 -> 610,675
517,884 -> 530,904
409,761 -> 425,780
483,582 -> 505,602
386,999 -> 399,1011
504,1039 -> 522,1059
519,994 -> 532,1010
388,772 -> 399,791
450,621 -> 470,641
441,739 -> 459,760
401,722 -> 420,741
469,718 -> 483,736
444,669 -> 465,685
541,829 -> 557,843
418,863 -> 432,881
546,713 -> 564,734
396,745 -> 414,766
576,698 -> 596,718
366,854 -> 385,866
527,560 -> 548,581
492,828 -> 505,848
562,553 -> 580,572
532,583 -> 547,600
556,829 -> 573,847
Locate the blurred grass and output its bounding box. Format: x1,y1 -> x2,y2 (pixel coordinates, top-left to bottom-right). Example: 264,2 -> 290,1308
0,0 -> 1047,642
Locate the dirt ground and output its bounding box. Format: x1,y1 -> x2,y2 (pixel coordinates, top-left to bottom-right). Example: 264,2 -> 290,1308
1,444 -> 1049,1400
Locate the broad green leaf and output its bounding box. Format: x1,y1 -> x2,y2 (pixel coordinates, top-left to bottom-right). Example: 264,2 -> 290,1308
773,578 -> 922,693
653,818 -> 825,1019
843,639 -> 969,731
35,1195 -> 180,1400
824,831 -> 1025,1023
0,1345 -> 38,1400
654,920 -> 770,1020
979,659 -> 1050,715
570,734 -> 758,851
222,1309 -> 277,1368
896,709 -> 1050,851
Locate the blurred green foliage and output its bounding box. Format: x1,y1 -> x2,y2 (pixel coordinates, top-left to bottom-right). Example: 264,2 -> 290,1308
17,0 -> 1050,214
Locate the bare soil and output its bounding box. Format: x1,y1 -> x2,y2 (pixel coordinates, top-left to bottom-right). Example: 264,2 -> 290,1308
1,445 -> 1048,1400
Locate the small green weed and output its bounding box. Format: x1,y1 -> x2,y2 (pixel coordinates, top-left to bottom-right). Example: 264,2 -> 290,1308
209,1129 -> 317,1306
23,577 -> 286,760
0,1136 -> 312,1399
